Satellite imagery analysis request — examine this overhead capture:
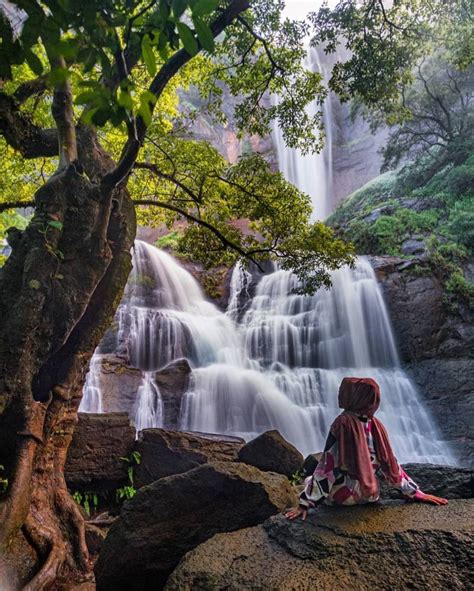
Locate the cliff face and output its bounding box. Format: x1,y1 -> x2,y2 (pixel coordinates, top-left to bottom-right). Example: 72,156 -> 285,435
371,256 -> 473,468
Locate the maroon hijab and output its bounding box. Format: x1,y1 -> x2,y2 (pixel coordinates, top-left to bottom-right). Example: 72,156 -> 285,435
331,377 -> 400,497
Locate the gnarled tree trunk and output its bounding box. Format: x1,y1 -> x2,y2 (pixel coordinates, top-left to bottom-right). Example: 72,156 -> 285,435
0,128 -> 136,590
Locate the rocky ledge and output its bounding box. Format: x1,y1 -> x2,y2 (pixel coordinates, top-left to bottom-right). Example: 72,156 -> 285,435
166,499 -> 474,590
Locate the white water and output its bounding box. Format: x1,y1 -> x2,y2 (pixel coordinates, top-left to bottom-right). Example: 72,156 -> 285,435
271,46 -> 334,220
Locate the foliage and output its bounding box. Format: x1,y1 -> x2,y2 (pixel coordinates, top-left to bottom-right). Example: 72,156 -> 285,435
154,230 -> 182,251
289,469 -> 304,486
330,148 -> 473,310
71,491 -> 99,516
447,197 -> 474,249
0,0 -> 356,291
311,0 -> 472,115
116,450 -> 141,502
312,2 -> 473,173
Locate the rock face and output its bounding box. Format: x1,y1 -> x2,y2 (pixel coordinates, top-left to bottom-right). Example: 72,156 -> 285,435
382,463 -> 473,500
166,500 -> 474,590
90,354 -> 143,416
154,359 -> 192,429
371,256 -> 474,467
65,413 -> 136,492
134,428 -> 244,487
95,461 -> 296,591
238,430 -> 304,479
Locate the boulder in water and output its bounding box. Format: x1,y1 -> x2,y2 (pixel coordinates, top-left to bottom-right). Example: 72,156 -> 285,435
94,461 -> 296,591
154,359 -> 192,429
134,428 -> 244,487
166,500 -> 474,590
238,430 -> 304,479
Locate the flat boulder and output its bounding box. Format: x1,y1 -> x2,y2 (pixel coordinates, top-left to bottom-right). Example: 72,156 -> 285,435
166,499 -> 474,590
95,461 -> 296,591
238,430 -> 304,479
134,428 -> 244,487
65,412 -> 135,491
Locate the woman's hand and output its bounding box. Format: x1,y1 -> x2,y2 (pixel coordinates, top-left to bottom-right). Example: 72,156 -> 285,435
413,490 -> 448,505
285,506 -> 308,521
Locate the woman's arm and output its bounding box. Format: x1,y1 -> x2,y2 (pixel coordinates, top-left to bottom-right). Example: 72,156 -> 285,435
380,464 -> 448,505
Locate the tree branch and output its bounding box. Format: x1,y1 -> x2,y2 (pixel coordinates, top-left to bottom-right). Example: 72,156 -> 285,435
103,0 -> 250,189
0,92 -> 58,158
50,57 -> 77,169
132,198 -> 262,267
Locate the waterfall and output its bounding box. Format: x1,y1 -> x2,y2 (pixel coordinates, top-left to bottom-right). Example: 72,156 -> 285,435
80,238 -> 453,463
271,45 -> 334,220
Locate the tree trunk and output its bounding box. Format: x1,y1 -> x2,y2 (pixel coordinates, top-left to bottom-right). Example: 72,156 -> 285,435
0,128 -> 136,590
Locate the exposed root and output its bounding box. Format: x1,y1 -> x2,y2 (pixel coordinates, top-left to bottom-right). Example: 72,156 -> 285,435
55,489 -> 91,571
22,514 -> 67,591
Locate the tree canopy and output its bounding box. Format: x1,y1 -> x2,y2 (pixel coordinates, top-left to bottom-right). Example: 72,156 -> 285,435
0,0 -> 356,289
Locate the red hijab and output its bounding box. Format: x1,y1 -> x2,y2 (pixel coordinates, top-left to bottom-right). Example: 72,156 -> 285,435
331,377 -> 400,497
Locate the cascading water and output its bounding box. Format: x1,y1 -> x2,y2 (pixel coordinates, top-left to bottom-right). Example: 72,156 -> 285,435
82,239 -> 453,463
271,45 -> 334,220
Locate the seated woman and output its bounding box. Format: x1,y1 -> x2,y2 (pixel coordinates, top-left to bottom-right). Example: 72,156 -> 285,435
286,377 -> 447,521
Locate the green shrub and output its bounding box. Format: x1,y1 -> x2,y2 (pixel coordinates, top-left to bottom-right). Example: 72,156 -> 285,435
447,197 -> 474,250
155,230 -> 182,251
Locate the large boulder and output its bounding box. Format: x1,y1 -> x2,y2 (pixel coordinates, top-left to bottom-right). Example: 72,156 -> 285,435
134,428 -> 244,487
154,359 -> 192,429
65,413 -> 135,492
94,355 -> 143,415
95,461 -> 296,591
238,430 -> 304,479
166,499 -> 474,590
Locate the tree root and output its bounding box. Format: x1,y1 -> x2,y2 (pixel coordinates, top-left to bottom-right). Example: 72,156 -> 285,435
22,514 -> 67,591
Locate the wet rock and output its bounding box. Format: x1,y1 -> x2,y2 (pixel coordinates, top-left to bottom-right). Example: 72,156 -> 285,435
95,461 -> 296,591
166,500 -> 474,590
95,355 -> 143,415
406,359 -> 474,468
370,255 -> 474,467
134,428 -> 244,487
383,464 -> 473,499
238,430 -> 304,479
65,413 -> 135,492
154,359 -> 192,429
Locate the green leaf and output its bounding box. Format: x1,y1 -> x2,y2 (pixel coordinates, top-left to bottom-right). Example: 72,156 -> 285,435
142,36 -> 157,76
118,90 -> 133,110
47,220 -> 63,231
192,16 -> 214,52
138,92 -> 155,126
25,50 -> 44,76
75,91 -> 98,105
172,0 -> 188,19
177,22 -> 198,56
192,0 -> 219,17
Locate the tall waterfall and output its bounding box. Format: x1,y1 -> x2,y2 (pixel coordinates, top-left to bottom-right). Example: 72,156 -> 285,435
81,240 -> 453,464
271,46 -> 334,220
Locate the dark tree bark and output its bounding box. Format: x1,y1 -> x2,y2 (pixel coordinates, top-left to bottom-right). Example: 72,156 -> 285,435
0,127 -> 136,590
